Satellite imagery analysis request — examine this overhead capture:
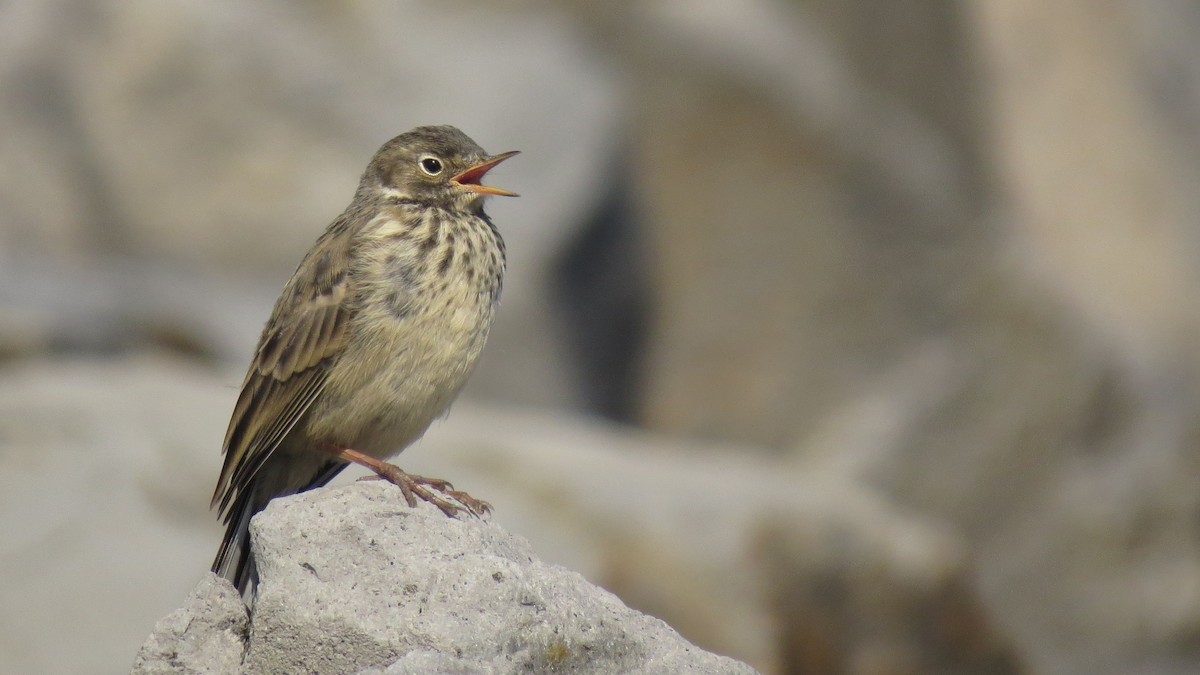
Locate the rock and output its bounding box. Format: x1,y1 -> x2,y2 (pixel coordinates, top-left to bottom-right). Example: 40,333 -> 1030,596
136,483 -> 757,675
553,3 -> 1200,673
0,356 -> 1020,674
131,574 -> 249,674
607,0 -> 988,449
410,405 -> 1024,674
366,651 -> 493,674
4,1 -> 1200,672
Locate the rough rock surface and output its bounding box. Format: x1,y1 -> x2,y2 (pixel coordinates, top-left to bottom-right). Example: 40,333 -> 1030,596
132,575 -> 249,674
135,483 -> 756,675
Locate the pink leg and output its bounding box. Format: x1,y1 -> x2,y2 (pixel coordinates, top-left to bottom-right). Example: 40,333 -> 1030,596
325,446 -> 491,517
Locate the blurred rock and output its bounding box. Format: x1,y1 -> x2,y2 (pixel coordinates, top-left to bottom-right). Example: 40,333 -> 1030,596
614,0 -> 989,452
971,0 -> 1200,369
960,5 -> 1200,672
0,249 -> 277,364
549,2 -> 1200,673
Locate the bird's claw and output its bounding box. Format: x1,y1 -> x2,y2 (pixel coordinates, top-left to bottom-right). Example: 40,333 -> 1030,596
364,466 -> 489,518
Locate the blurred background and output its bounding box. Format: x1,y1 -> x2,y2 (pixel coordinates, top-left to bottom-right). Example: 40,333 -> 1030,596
2,1 -> 1200,673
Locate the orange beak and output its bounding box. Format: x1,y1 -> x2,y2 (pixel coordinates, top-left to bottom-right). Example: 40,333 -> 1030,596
452,150 -> 520,197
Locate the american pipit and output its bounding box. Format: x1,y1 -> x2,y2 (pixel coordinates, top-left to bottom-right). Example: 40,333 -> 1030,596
211,126 -> 518,594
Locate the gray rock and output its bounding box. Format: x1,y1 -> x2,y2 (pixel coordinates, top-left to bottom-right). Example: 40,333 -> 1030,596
240,483 -> 756,674
134,482 -> 756,674
555,3 -> 1200,673
131,574 -> 248,674
368,650 -> 494,675
0,356 -> 1017,674
3,356 -> 1019,674
412,405 -> 1024,674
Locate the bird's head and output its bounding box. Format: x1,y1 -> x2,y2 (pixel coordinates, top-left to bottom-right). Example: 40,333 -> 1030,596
362,125 -> 518,213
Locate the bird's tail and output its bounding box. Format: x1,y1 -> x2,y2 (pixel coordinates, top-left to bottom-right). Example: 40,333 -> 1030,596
212,457 -> 347,597
212,488 -> 262,597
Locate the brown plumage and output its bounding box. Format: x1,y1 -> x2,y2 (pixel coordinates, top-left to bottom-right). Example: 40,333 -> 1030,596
211,126 -> 518,595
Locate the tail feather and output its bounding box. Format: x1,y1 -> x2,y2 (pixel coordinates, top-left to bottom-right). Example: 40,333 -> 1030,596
212,458 -> 347,597
212,489 -> 261,596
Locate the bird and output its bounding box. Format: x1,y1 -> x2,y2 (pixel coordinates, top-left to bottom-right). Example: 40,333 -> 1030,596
210,125 -> 518,595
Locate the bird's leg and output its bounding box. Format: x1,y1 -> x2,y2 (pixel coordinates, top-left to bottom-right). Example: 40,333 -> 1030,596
324,446 -> 491,517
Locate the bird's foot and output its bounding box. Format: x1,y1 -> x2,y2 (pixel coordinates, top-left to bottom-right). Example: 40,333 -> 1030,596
359,467 -> 491,517
330,446 -> 491,517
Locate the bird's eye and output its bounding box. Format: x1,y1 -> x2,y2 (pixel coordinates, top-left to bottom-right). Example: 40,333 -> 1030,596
419,156 -> 443,176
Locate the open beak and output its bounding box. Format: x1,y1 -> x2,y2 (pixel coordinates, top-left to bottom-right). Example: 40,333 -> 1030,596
451,150 -> 520,197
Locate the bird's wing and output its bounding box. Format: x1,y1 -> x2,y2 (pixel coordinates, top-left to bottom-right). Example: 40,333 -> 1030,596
211,228 -> 355,519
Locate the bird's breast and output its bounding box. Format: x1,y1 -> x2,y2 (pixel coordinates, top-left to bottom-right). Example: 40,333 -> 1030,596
306,207 -> 505,456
